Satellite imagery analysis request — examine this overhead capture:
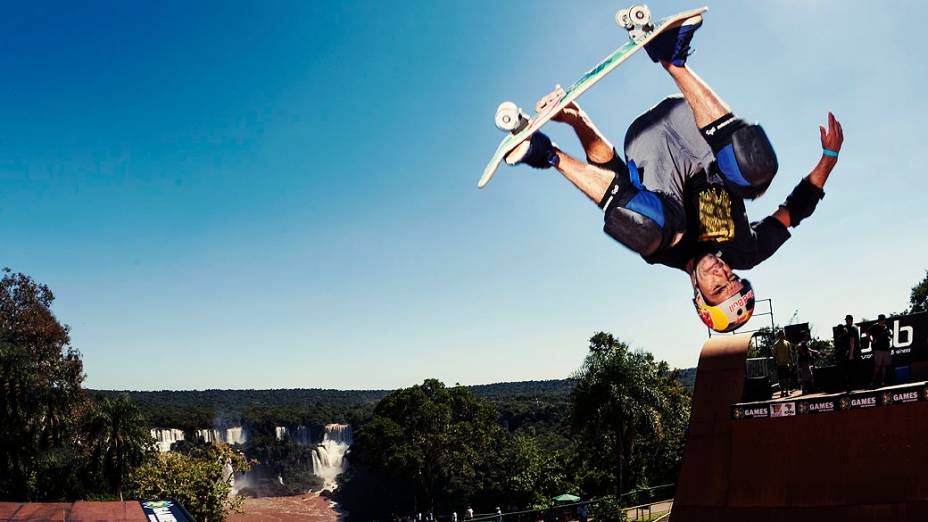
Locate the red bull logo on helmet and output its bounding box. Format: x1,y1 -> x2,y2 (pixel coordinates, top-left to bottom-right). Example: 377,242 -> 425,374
727,288 -> 755,314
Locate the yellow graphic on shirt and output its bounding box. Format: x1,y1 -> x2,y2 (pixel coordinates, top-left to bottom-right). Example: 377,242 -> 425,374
697,187 -> 735,242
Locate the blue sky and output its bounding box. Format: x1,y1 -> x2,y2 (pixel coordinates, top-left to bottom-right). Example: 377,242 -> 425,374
3,1 -> 926,390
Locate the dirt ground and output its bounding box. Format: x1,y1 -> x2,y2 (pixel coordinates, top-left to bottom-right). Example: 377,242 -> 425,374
228,492 -> 344,522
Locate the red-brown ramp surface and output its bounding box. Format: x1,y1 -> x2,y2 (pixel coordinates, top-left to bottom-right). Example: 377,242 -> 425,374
671,333 -> 928,521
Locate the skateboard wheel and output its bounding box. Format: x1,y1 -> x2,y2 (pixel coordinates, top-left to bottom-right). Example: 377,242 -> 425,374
615,8 -> 633,29
495,101 -> 523,132
628,4 -> 651,26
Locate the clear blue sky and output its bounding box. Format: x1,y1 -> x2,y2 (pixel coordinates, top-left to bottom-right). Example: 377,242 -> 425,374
3,1 -> 926,390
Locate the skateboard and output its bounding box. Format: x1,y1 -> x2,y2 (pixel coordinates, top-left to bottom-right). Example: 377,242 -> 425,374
478,5 -> 708,189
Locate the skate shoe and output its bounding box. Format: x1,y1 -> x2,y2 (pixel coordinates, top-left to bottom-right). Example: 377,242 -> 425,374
504,131 -> 559,169
645,15 -> 702,66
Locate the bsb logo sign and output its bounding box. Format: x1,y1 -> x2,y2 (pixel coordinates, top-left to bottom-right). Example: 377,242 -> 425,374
858,311 -> 928,364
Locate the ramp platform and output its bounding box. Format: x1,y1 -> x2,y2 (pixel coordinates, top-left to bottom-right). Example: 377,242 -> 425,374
672,333 -> 928,521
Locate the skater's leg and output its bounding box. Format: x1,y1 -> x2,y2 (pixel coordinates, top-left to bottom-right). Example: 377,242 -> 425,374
662,63 -> 730,128
552,149 -> 613,206
663,63 -> 779,199
505,131 -> 613,205
553,147 -> 686,257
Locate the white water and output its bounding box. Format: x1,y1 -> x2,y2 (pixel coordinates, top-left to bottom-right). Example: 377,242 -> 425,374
150,428 -> 184,453
196,427 -> 247,445
226,426 -> 247,445
222,459 -> 235,488
311,424 -> 352,488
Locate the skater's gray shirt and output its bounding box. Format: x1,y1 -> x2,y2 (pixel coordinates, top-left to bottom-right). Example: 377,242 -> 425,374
623,94 -> 714,203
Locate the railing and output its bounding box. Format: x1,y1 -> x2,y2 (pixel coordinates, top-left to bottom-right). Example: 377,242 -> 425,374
454,483 -> 676,522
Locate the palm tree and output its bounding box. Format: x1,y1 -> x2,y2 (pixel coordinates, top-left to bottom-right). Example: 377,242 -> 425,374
569,332 -> 678,496
82,393 -> 151,500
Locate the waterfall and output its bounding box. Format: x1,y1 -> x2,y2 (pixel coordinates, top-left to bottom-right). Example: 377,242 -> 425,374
150,428 -> 184,453
311,424 -> 352,488
196,428 -> 219,443
195,427 -> 247,445
276,425 -> 316,445
225,426 -> 247,445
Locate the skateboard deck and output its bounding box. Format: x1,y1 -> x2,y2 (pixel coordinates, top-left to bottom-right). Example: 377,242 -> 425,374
479,5 -> 708,189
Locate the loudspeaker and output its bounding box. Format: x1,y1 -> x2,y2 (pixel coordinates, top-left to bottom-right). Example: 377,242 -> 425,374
814,365 -> 842,393
743,376 -> 772,402
784,322 -> 810,344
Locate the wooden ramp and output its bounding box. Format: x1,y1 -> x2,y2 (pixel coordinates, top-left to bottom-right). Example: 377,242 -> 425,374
671,333 -> 928,521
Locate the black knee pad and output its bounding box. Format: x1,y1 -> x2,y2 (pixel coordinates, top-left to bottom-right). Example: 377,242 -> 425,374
604,206 -> 663,256
716,124 -> 779,199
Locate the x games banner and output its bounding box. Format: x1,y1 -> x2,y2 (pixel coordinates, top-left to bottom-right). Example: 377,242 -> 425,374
731,382 -> 928,420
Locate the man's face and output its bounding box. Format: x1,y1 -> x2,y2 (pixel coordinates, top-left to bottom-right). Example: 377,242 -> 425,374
694,253 -> 744,306
845,317 -> 853,326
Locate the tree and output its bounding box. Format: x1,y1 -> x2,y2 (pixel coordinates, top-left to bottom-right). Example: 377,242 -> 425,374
82,393 -> 153,500
569,332 -> 690,497
493,433 -> 569,509
0,268 -> 86,501
910,270 -> 928,313
129,443 -> 248,522
342,379 -> 505,518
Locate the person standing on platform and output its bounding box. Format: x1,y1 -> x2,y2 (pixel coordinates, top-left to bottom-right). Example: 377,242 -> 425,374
868,314 -> 893,388
796,339 -> 818,394
835,314 -> 860,392
773,330 -> 794,397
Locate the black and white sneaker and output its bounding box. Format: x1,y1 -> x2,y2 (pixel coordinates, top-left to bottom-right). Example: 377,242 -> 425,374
645,15 -> 703,66
504,132 -> 559,169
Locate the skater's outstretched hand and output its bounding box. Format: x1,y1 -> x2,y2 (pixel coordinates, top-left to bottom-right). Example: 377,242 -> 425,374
820,112 -> 843,155
538,85 -> 582,124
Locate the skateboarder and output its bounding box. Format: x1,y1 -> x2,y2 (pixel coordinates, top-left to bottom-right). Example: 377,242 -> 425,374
505,16 -> 843,332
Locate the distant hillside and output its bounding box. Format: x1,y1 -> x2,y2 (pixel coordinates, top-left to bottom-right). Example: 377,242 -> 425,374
92,372 -> 693,431
678,367 -> 697,393
468,379 -> 573,399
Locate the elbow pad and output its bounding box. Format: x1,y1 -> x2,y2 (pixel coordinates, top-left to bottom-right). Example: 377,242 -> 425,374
781,178 -> 824,227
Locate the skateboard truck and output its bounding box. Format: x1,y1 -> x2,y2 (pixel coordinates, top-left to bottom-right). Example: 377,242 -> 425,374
615,4 -> 653,43
494,101 -> 529,134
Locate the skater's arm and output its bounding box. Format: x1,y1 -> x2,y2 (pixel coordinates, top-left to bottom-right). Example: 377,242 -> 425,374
771,113 -> 844,228
540,86 -> 616,164
807,112 -> 844,189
